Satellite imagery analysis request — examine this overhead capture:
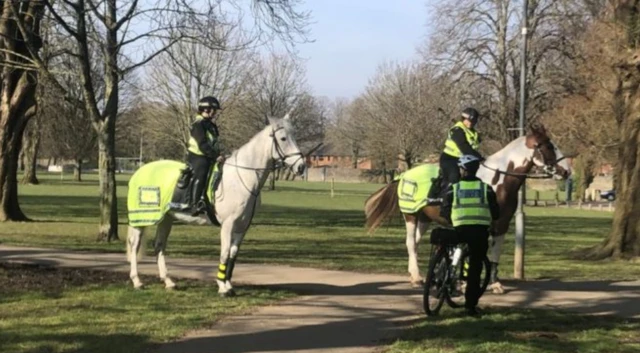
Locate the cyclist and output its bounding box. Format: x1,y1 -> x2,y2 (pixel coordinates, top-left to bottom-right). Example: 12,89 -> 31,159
440,154 -> 500,317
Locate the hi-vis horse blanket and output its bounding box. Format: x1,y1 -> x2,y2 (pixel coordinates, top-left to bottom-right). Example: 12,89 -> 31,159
127,160 -> 218,227
396,164 -> 440,213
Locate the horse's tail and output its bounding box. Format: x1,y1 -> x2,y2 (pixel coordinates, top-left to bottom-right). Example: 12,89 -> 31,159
364,180 -> 400,233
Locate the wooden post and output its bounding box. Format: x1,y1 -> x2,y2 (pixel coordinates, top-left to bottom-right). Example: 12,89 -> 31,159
330,178 -> 335,198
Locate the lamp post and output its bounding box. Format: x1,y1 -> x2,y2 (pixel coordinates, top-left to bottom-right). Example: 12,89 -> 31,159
514,0 -> 529,280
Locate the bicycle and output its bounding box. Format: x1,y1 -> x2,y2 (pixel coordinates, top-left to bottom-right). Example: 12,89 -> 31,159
423,227 -> 491,316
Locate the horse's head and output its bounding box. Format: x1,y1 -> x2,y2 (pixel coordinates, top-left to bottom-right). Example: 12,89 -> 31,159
268,112 -> 306,176
525,124 -> 571,179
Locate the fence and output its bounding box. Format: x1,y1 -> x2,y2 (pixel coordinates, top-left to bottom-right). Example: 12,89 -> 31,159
304,166 -> 392,183
116,157 -> 142,173
526,190 -> 615,212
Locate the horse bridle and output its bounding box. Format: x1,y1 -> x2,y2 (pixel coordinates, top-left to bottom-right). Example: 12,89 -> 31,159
270,126 -> 305,172
481,140 -> 566,179
223,126 -> 304,172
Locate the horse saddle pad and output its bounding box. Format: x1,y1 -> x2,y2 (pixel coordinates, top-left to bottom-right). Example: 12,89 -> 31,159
395,163 -> 440,213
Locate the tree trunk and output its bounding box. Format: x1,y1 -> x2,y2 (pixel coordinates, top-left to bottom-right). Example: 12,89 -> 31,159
351,147 -> 359,168
90,0 -> 120,242
575,156 -> 595,201
588,1 -> 640,258
0,1 -> 44,221
591,119 -> 640,258
74,158 -> 82,182
404,152 -> 413,169
96,122 -> 118,242
0,112 -> 30,221
268,172 -> 276,190
21,118 -> 40,185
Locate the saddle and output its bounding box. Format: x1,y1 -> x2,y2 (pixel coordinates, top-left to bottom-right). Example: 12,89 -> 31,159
169,164 -> 221,225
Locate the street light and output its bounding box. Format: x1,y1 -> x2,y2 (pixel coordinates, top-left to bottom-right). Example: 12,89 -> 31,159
514,0 -> 529,279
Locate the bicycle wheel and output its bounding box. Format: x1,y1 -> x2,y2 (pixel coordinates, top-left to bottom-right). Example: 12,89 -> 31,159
446,251 -> 491,308
423,249 -> 448,316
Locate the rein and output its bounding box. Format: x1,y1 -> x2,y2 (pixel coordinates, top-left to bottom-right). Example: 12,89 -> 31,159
219,125 -> 308,197
480,155 -> 567,179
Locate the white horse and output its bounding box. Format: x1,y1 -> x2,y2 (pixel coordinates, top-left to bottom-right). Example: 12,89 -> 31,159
364,125 -> 572,294
126,113 -> 306,296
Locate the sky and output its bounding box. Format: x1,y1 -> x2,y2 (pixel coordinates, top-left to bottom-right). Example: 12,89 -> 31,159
293,1 -> 432,100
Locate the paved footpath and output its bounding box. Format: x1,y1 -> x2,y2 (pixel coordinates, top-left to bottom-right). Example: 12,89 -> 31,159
2,245 -> 639,353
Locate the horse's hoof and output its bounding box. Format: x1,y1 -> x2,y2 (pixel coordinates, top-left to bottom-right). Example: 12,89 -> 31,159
490,282 -> 505,295
133,284 -> 144,290
409,275 -> 424,288
219,289 -> 236,298
164,280 -> 176,290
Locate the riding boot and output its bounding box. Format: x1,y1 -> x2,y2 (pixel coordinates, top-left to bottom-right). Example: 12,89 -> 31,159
427,176 -> 443,203
490,262 -> 499,283
190,179 -> 206,216
192,198 -> 207,216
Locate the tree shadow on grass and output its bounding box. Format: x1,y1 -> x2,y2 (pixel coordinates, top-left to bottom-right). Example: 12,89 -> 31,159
398,307 -> 640,353
0,333 -> 152,353
18,195 -> 128,220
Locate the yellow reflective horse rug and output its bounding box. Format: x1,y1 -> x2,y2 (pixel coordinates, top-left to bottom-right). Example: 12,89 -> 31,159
396,164 -> 440,213
127,160 -> 218,226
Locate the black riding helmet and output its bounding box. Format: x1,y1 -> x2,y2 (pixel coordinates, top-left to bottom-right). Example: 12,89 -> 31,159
461,107 -> 479,125
198,96 -> 221,112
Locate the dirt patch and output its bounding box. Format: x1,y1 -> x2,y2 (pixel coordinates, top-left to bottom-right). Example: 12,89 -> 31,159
0,262 -> 155,296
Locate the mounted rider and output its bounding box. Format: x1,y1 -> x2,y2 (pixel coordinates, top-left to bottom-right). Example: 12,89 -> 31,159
428,107 -> 484,202
186,96 -> 225,216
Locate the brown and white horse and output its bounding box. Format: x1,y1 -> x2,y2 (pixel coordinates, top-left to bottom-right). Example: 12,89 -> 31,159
364,125 -> 571,294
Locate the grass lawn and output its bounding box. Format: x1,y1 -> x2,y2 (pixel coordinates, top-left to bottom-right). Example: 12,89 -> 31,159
1,172 -> 634,281
0,262 -> 292,353
1,172 -> 638,353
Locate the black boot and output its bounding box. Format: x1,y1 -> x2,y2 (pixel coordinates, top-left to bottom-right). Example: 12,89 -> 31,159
176,167 -> 192,189
192,198 -> 207,216
490,262 -> 499,284
427,177 -> 443,203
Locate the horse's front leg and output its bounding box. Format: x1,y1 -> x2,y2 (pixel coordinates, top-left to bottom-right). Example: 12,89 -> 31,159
216,221 -> 236,297
403,214 -> 421,287
488,233 -> 506,294
223,231 -> 246,294
155,217 -> 176,289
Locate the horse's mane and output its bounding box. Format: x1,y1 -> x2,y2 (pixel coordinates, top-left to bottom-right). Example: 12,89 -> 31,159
485,136 -> 527,163
485,126 -> 548,164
